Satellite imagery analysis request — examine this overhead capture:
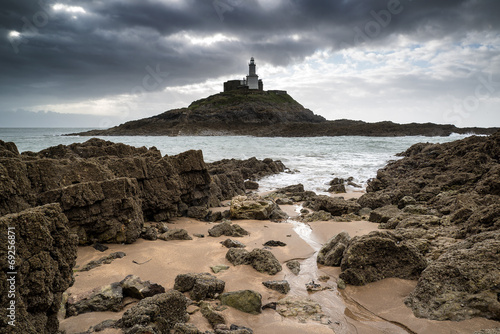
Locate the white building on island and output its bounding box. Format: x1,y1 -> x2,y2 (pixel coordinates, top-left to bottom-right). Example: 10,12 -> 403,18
223,57 -> 264,92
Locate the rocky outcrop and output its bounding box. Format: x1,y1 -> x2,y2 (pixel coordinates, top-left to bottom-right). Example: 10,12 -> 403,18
0,204 -> 78,334
352,131 -> 500,321
68,91 -> 498,137
117,290 -> 189,333
405,231 -> 500,321
219,290 -> 262,315
339,231 -> 427,285
317,231 -> 351,267
0,139 -> 214,245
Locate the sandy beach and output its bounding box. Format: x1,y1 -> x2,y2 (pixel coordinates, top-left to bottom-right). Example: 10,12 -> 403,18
59,197 -> 500,334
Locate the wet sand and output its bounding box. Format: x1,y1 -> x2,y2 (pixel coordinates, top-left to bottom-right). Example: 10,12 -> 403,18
60,203 -> 500,334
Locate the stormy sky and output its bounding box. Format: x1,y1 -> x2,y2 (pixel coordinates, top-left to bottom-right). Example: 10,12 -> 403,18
1,0 -> 499,128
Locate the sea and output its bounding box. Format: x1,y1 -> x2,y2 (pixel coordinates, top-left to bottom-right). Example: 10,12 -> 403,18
0,128 -> 473,195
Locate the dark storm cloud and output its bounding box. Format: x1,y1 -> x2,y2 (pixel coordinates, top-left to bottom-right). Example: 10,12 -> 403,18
0,0 -> 499,117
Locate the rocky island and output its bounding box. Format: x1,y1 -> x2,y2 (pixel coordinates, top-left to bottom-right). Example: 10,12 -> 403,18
1,132 -> 499,334
69,57 -> 497,138
69,89 -> 498,137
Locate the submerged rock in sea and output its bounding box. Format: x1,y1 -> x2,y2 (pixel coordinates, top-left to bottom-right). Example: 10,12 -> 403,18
0,204 -> 78,334
405,231 -> 500,321
339,231 -> 427,286
117,290 -> 189,333
219,290 -> 262,315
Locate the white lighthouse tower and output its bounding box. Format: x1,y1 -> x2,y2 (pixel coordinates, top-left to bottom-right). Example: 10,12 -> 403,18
246,57 -> 259,90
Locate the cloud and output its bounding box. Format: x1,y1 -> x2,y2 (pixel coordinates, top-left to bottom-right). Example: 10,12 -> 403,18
1,0 -> 499,127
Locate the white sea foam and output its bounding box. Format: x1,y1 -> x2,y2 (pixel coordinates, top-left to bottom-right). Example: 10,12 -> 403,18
0,128 -> 472,194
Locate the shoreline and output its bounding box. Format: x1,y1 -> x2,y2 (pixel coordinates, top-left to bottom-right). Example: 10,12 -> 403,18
60,201 -> 500,334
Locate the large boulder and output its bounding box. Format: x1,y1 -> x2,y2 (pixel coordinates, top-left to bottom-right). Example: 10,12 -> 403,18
405,231 -> 500,321
0,204 -> 78,334
174,273 -> 225,301
120,275 -> 165,299
339,231 -> 427,285
317,231 -> 351,266
219,290 -> 262,315
118,290 -> 189,333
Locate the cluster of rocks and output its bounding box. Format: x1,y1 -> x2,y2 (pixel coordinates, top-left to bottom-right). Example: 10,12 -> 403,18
318,131 -> 500,322
0,139 -> 286,246
0,138 -> 287,333
327,176 -> 362,193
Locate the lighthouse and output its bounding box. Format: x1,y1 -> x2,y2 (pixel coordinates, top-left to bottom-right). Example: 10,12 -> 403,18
223,57 -> 264,92
246,57 -> 259,90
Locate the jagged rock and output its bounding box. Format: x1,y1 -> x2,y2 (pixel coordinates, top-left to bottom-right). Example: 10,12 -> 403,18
398,196 -> 417,208
339,231 -> 427,286
230,195 -> 287,221
118,290 -> 189,333
317,231 -> 351,267
174,323 -> 203,334
173,273 -> 225,301
38,177 -> 144,245
405,231 -> 500,321
275,197 -> 293,205
187,206 -> 209,220
286,260 -> 301,275
159,228 -> 192,241
221,239 -> 246,248
248,249 -> 282,275
200,301 -> 226,328
262,280 -> 290,294
305,195 -> 361,216
120,275 -> 165,299
80,251 -> 126,271
208,222 -> 249,237
369,205 -> 402,223
220,290 -> 262,315
211,265 -> 230,274
141,226 -> 158,240
156,222 -> 170,233
208,157 -> 285,204
263,240 -> 286,247
226,248 -> 282,275
244,180 -> 259,190
66,282 -> 123,317
0,204 -> 77,334
300,210 -> 333,222
226,248 -> 251,266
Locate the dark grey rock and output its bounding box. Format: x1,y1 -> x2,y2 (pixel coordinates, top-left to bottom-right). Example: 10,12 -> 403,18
262,280 -> 290,294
